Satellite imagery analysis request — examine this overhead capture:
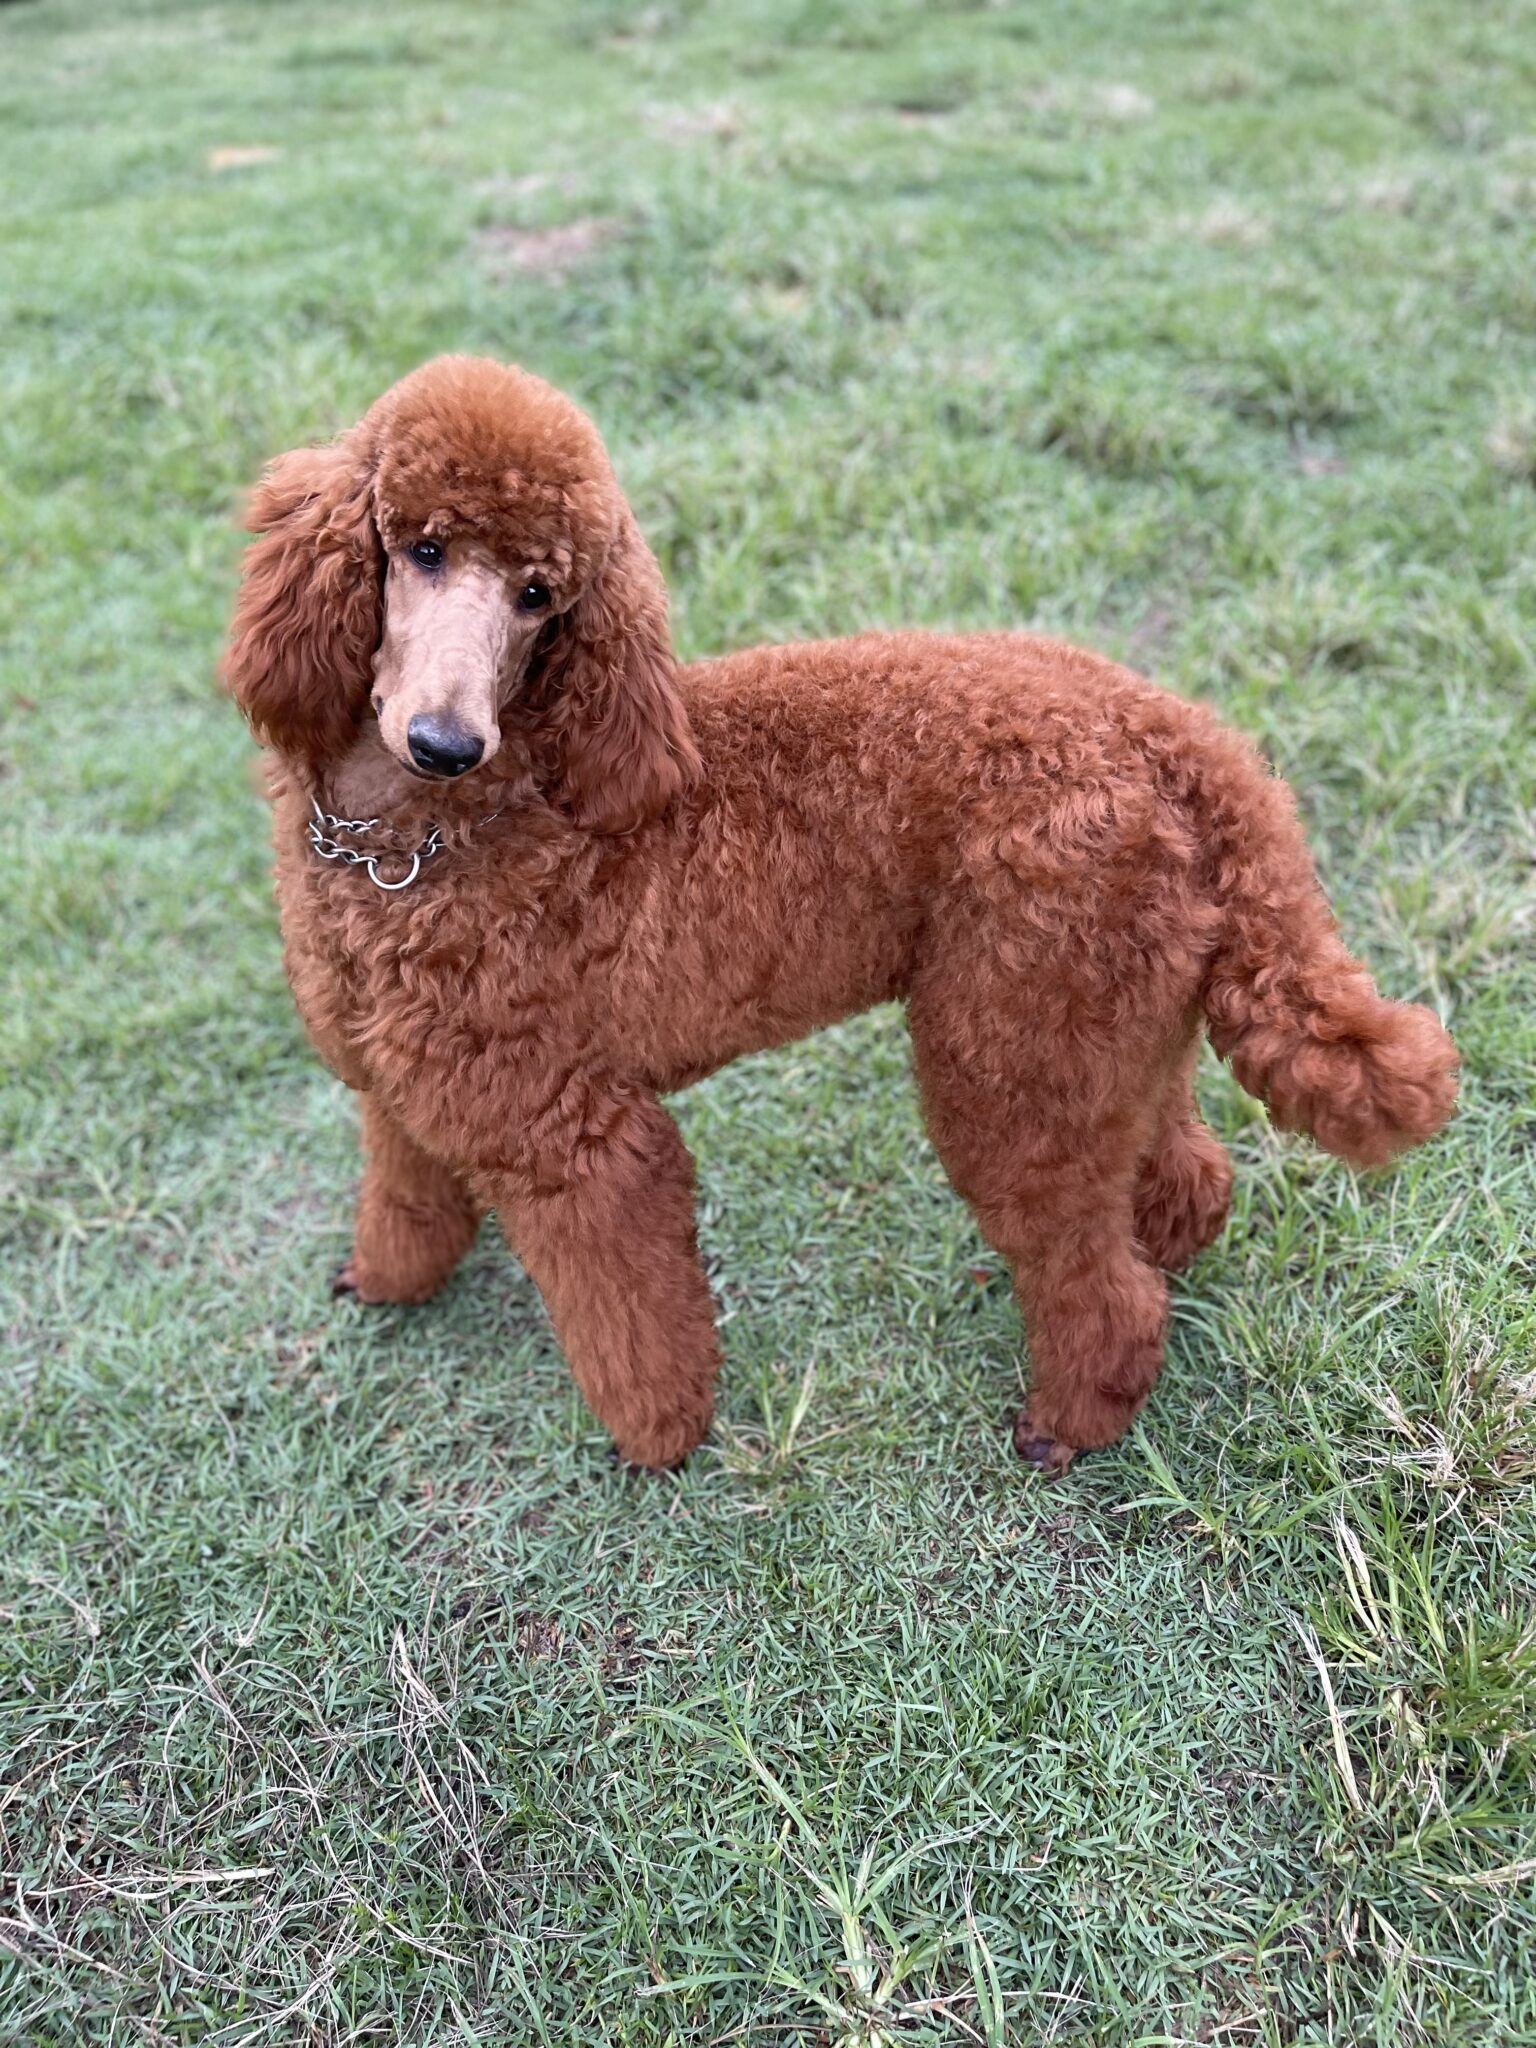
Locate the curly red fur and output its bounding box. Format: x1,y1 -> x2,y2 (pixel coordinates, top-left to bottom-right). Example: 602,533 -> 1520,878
227,357 -> 1458,1473
539,506 -> 701,833
226,433 -> 382,760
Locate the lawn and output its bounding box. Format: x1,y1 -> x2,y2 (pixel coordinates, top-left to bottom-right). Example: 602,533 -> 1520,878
2,0 -> 1535,2040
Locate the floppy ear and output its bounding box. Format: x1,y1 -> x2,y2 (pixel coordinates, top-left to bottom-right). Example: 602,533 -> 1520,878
224,433 -> 382,761
546,511 -> 700,834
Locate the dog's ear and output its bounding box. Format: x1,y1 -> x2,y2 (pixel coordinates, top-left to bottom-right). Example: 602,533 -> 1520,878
224,433 -> 382,761
545,511 -> 699,834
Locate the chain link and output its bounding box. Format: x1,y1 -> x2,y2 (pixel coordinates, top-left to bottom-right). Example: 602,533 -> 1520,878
307,800 -> 444,893
306,798 -> 501,894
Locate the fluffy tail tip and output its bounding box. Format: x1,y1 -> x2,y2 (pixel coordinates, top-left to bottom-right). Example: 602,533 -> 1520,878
1260,998 -> 1459,1170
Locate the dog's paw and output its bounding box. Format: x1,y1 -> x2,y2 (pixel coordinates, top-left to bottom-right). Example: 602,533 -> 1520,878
330,1259 -> 391,1304
607,1409 -> 711,1473
330,1257 -> 444,1306
1011,1412 -> 1078,1476
606,1444 -> 687,1477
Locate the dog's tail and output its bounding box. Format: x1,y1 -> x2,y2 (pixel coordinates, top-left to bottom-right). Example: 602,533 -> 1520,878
1194,725 -> 1457,1168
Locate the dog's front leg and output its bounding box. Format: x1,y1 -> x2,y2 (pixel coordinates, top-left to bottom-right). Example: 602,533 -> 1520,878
489,1090 -> 721,1470
333,1093 -> 485,1304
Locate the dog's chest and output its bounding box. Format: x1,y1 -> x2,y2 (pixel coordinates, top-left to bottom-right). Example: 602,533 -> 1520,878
273,801 -> 593,1087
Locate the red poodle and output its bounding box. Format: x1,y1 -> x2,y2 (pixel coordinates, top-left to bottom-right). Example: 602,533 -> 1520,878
226,356 -> 1457,1473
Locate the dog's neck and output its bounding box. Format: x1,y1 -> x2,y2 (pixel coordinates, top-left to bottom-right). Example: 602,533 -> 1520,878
316,720 -> 431,826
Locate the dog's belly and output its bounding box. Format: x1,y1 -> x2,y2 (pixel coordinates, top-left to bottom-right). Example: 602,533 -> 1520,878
608,871 -> 926,1093
642,956 -> 911,1091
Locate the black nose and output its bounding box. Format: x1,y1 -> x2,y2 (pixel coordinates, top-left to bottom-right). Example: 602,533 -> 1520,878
406,715 -> 484,778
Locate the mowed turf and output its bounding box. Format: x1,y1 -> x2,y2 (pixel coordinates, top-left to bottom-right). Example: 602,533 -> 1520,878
3,0 -> 1535,2040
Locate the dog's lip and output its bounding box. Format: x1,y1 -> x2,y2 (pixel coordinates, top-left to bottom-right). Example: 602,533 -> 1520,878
385,752 -> 450,783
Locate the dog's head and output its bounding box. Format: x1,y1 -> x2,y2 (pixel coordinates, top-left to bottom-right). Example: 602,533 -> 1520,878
225,355 -> 698,832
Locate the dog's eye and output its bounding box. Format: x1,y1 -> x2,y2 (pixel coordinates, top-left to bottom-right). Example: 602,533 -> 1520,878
407,539 -> 444,570
517,581 -> 551,611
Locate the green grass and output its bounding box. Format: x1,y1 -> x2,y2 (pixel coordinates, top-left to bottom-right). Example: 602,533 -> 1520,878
3,0 -> 1535,2039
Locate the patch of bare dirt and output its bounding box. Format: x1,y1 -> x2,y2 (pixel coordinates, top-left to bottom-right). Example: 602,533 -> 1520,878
646,102 -> 742,143
1348,172 -> 1420,215
476,217 -> 621,281
473,170 -> 584,204
1488,407 -> 1536,480
207,146 -> 280,173
1194,200 -> 1270,249
1093,83 -> 1155,124
513,1610 -> 646,1676
1126,604 -> 1177,668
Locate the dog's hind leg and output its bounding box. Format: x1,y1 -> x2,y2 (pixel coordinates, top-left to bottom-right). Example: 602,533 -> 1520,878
909,996 -> 1176,1474
1132,1041 -> 1232,1274
333,1094 -> 484,1305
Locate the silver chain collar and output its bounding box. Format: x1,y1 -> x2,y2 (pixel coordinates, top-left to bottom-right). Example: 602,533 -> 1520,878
306,798 -> 500,893
307,800 -> 444,891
